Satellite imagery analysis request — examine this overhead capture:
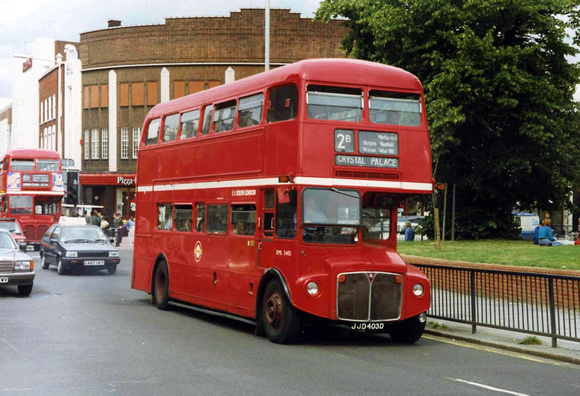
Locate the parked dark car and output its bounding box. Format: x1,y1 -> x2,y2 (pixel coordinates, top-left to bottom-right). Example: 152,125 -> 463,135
0,218 -> 27,251
40,225 -> 120,275
0,229 -> 35,295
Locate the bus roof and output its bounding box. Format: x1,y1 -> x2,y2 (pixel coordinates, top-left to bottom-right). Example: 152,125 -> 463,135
147,58 -> 423,119
4,148 -> 62,161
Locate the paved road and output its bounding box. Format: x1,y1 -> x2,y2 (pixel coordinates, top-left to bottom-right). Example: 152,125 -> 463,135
1,248 -> 579,395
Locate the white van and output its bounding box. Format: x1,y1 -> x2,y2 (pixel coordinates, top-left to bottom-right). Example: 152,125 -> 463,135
513,212 -> 540,240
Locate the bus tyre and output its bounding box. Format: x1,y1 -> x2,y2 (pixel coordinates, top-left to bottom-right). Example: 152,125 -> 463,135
153,261 -> 170,310
41,254 -> 49,270
388,314 -> 426,344
18,284 -> 33,296
261,280 -> 301,344
57,257 -> 66,275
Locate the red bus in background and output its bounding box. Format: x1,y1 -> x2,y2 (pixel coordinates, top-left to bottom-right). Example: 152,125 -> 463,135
132,59 -> 433,344
0,148 -> 65,249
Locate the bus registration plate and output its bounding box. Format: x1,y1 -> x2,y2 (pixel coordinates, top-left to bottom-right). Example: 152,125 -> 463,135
84,260 -> 105,266
350,322 -> 385,331
0,277 -> 8,283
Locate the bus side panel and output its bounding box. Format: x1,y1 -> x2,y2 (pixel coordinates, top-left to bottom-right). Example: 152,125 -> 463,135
132,190 -> 153,292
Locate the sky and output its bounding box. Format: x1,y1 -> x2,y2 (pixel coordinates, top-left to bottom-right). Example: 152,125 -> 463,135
0,0 -> 323,109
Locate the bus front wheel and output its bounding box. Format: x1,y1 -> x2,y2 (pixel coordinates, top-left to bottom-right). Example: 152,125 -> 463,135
388,314 -> 426,344
261,280 -> 301,344
153,261 -> 170,310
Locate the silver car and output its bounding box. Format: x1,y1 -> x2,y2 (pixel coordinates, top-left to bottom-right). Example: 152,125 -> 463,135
0,229 -> 35,296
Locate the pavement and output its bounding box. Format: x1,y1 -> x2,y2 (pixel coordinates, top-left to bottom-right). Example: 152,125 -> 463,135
425,318 -> 580,365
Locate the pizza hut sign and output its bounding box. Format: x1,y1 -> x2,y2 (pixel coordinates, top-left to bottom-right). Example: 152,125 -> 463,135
22,58 -> 33,73
117,176 -> 136,186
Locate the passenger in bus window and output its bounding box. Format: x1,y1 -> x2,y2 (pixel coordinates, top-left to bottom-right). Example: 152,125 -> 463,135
184,219 -> 192,232
233,222 -> 246,235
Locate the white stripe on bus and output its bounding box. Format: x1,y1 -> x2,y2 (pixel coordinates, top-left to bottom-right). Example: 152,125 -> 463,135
136,177 -> 432,193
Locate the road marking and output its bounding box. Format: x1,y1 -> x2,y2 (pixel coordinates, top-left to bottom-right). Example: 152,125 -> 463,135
423,335 -> 546,363
452,378 -> 530,396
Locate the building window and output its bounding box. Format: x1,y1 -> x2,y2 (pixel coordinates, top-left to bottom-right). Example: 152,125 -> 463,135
121,128 -> 129,159
91,129 -> 99,159
51,125 -> 56,151
45,99 -> 48,122
52,94 -> 56,119
40,102 -> 44,124
84,130 -> 90,159
102,128 -> 109,160
132,127 -> 140,159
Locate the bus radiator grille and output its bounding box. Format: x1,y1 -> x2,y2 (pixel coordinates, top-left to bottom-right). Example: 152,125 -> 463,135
337,272 -> 402,321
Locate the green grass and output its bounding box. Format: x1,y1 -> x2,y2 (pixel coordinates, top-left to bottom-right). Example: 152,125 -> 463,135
397,240 -> 580,271
519,336 -> 543,346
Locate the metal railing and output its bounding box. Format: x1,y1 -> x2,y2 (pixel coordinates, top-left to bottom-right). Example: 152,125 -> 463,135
415,264 -> 580,347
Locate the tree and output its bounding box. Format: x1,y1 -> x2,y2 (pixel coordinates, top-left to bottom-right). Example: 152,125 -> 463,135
317,0 -> 580,239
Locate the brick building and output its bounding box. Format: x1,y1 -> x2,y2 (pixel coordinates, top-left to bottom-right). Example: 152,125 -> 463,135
78,8 -> 347,219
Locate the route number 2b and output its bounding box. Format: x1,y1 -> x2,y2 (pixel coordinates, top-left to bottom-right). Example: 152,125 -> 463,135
334,130 -> 354,153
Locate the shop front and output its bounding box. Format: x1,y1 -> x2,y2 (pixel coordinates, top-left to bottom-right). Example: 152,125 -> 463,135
79,173 -> 136,221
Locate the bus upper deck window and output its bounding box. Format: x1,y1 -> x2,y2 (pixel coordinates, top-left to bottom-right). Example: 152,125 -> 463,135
201,105 -> 213,135
214,100 -> 236,132
36,159 -> 60,172
369,90 -> 421,127
238,93 -> 264,127
180,110 -> 200,139
162,114 -> 179,143
11,159 -> 35,171
145,119 -> 161,145
307,85 -> 362,122
267,84 -> 298,123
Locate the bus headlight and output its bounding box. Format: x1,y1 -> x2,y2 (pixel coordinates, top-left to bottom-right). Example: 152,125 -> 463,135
65,251 -> 78,258
306,282 -> 319,296
413,283 -> 424,297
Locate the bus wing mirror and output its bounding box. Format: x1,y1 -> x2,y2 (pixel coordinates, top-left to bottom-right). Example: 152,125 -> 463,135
277,187 -> 290,204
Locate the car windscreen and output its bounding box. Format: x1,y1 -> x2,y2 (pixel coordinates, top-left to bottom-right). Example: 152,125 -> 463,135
61,227 -> 108,243
0,222 -> 23,234
0,232 -> 17,249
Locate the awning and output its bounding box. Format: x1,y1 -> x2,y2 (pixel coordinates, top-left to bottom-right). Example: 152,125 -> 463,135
80,173 -> 136,186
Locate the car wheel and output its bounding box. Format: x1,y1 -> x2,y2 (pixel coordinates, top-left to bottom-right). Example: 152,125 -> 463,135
261,279 -> 301,344
388,314 -> 426,344
107,265 -> 117,275
18,284 -> 33,296
57,257 -> 66,275
41,254 -> 49,270
153,261 -> 170,310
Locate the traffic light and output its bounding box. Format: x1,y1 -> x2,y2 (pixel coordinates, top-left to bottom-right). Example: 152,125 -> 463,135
65,171 -> 79,205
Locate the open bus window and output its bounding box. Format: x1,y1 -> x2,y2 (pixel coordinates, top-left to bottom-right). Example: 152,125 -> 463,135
214,100 -> 236,132
9,195 -> 33,215
34,196 -> 61,215
267,84 -> 298,123
201,105 -> 213,135
276,188 -> 297,239
369,90 -> 421,127
302,188 -> 360,244
231,204 -> 256,236
174,204 -> 193,232
162,114 -> 179,142
195,203 -> 205,232
11,159 -> 34,171
37,159 -> 60,172
307,85 -> 362,122
180,110 -> 200,140
207,204 -> 227,234
362,208 -> 391,240
157,203 -> 173,231
239,93 -> 264,127
145,118 -> 161,145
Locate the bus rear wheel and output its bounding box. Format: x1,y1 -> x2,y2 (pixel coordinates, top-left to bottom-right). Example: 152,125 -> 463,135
261,280 -> 301,344
153,261 -> 170,310
388,314 -> 426,344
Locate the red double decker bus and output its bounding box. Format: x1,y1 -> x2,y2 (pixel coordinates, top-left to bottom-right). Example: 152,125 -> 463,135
0,148 -> 65,248
132,59 -> 433,343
